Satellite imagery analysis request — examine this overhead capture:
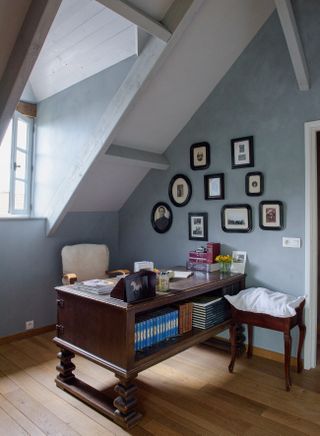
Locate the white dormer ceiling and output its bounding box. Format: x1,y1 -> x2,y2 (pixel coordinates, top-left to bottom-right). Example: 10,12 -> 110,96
26,0 -> 138,102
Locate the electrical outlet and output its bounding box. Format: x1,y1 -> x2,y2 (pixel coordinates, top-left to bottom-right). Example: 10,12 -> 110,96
25,320 -> 34,330
282,237 -> 301,248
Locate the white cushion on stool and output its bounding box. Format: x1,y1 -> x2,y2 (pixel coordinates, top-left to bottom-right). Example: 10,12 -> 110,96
225,287 -> 305,317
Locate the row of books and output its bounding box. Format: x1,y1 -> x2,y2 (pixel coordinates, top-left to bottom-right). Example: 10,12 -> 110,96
135,308 -> 178,351
178,302 -> 193,334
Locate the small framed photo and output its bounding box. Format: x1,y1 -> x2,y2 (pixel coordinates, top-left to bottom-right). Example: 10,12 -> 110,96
204,173 -> 224,200
231,136 -> 254,169
259,201 -> 284,230
188,212 -> 208,241
246,171 -> 263,196
151,202 -> 172,233
190,142 -> 210,170
231,251 -> 247,274
221,204 -> 252,233
169,174 -> 192,207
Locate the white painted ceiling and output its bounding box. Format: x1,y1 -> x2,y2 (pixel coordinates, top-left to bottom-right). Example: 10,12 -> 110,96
24,0 -> 137,102
69,0 -> 275,213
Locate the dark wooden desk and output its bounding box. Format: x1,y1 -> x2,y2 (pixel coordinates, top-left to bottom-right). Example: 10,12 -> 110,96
53,271 -> 245,428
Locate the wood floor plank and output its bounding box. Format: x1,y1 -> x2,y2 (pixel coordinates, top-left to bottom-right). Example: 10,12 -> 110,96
0,401 -> 28,435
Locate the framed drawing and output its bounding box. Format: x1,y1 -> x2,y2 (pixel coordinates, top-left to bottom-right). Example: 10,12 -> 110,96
204,173 -> 224,200
169,174 -> 192,207
190,142 -> 210,170
151,202 -> 172,233
246,171 -> 263,196
221,204 -> 252,233
259,201 -> 284,230
231,136 -> 254,169
188,212 -> 208,241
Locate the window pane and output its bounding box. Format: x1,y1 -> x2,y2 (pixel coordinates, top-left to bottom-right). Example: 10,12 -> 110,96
17,119 -> 28,150
14,180 -> 26,210
15,150 -> 27,179
0,120 -> 12,214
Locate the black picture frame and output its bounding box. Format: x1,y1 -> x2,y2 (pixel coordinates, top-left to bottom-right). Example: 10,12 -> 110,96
204,173 -> 225,200
221,204 -> 252,233
151,202 -> 172,233
188,212 -> 208,241
231,136 -> 254,169
246,171 -> 264,196
259,201 -> 284,230
168,174 -> 192,207
190,142 -> 210,170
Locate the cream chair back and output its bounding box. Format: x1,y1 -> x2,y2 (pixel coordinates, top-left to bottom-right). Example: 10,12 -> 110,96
61,244 -> 109,282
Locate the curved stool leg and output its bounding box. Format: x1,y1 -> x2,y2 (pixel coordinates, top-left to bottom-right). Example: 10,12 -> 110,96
297,323 -> 306,373
284,331 -> 292,391
228,322 -> 237,373
247,325 -> 253,359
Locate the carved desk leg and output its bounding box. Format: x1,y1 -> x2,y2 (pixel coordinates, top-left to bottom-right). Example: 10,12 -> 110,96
56,349 -> 75,384
284,331 -> 292,391
228,322 -> 237,373
113,376 -> 142,428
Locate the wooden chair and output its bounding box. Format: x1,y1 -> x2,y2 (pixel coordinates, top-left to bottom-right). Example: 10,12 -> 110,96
228,300 -> 306,391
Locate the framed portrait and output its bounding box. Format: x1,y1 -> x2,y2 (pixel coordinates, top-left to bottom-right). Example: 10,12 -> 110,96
246,171 -> 263,196
231,136 -> 254,169
204,173 -> 224,200
151,202 -> 172,233
188,212 -> 208,241
221,204 -> 252,233
169,174 -> 192,207
190,142 -> 210,170
259,201 -> 284,230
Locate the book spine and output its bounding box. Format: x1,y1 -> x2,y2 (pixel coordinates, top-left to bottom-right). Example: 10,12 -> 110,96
137,321 -> 141,350
142,320 -> 147,349
134,323 -> 137,351
174,310 -> 178,335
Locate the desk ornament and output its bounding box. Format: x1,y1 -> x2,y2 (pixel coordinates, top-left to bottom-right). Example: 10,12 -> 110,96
110,270 -> 156,303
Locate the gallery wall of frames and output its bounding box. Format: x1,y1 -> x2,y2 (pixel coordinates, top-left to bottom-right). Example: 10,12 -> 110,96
151,137 -> 284,240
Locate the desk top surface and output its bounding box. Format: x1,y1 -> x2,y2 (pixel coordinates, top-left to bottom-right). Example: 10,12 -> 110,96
55,270 -> 245,312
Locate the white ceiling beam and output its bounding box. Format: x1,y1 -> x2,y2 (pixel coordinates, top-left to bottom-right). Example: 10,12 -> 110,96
275,0 -> 309,91
97,0 -> 171,42
106,144 -> 169,170
0,0 -> 62,143
46,0 -> 204,235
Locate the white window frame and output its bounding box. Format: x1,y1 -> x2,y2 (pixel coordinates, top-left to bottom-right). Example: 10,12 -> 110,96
9,112 -> 34,215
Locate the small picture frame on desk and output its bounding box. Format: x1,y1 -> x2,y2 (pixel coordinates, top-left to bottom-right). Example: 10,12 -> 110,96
111,270 -> 156,303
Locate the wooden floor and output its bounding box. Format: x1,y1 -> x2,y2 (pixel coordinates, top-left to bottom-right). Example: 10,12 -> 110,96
0,332 -> 320,435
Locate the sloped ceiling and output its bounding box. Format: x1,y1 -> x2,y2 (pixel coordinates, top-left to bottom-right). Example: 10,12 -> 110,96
69,0 -> 275,213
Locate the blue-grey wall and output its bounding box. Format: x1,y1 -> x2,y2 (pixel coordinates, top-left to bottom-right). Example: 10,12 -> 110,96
0,212 -> 119,337
34,56 -> 136,215
119,1 -> 320,355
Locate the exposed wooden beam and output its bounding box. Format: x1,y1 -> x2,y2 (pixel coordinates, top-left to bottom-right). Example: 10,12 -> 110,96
0,0 -> 61,143
46,0 -> 204,235
97,0 -> 171,42
106,144 -> 169,170
275,0 -> 309,91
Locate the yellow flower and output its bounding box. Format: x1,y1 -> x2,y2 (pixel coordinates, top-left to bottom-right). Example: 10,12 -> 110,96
215,254 -> 232,263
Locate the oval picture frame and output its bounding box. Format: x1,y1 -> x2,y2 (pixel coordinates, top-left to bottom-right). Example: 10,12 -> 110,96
168,174 -> 192,207
151,202 -> 173,233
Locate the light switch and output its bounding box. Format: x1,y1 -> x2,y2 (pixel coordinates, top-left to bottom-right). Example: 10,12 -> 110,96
282,237 -> 301,248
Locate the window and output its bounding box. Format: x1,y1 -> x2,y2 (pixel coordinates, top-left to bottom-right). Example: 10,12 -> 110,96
0,112 -> 34,216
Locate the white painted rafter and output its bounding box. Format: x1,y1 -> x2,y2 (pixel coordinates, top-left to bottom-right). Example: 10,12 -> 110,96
46,0 -> 204,235
275,0 -> 309,91
106,144 -> 169,170
97,0 -> 171,42
0,0 -> 62,143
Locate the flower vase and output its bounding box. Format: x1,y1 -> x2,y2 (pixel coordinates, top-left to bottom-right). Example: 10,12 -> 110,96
219,262 -> 230,274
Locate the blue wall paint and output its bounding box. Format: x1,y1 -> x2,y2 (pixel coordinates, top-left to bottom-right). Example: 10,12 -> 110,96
0,212 -> 119,336
34,56 -> 136,215
119,1 -> 320,355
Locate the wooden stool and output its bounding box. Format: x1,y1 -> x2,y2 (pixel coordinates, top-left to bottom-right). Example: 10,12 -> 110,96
228,300 -> 306,391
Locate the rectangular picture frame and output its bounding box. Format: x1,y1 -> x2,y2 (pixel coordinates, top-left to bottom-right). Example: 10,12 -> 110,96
188,212 -> 208,241
190,142 -> 210,170
204,173 -> 224,200
259,201 -> 284,230
221,204 -> 252,233
246,171 -> 263,196
231,136 -> 254,169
